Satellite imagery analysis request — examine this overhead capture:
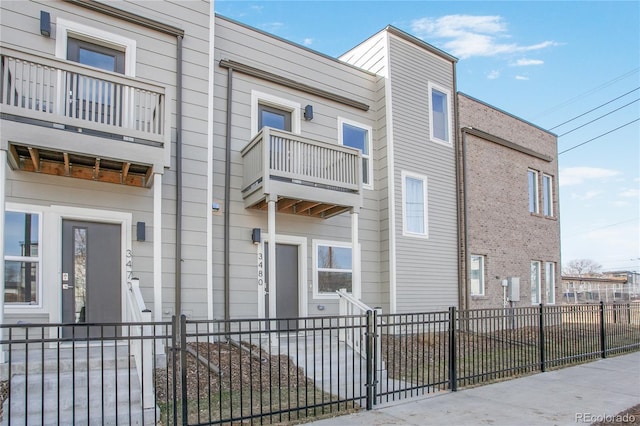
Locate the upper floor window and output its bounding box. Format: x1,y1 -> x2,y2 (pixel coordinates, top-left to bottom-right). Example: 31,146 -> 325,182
258,104 -> 291,131
313,240 -> 352,298
428,82 -> 451,145
542,174 -> 553,217
67,37 -> 125,74
402,171 -> 429,238
338,118 -> 373,189
470,255 -> 485,296
251,90 -> 300,137
4,211 -> 41,305
528,169 -> 539,214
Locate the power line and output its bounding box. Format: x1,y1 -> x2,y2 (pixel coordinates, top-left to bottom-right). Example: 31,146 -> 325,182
563,217 -> 639,238
550,87 -> 640,130
558,118 -> 640,155
558,98 -> 639,137
534,68 -> 640,118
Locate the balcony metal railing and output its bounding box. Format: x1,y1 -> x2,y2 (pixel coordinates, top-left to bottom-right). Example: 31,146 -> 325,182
241,127 -> 361,198
0,47 -> 168,146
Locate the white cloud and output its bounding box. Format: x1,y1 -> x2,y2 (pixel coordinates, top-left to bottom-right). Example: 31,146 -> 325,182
487,70 -> 500,80
613,200 -> 630,207
411,15 -> 559,59
559,167 -> 622,186
619,188 -> 639,198
259,22 -> 284,33
571,190 -> 602,200
515,75 -> 529,80
303,38 -> 313,46
511,58 -> 544,66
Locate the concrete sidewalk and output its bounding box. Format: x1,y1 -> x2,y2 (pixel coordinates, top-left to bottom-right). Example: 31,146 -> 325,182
310,352 -> 640,426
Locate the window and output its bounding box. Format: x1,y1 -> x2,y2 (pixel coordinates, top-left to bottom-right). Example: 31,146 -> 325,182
542,174 -> 553,217
4,211 -> 41,305
531,261 -> 541,305
67,37 -> 125,74
545,262 -> 556,305
470,255 -> 485,296
258,104 -> 292,131
313,241 -> 352,298
402,171 -> 428,237
251,91 -> 300,137
339,118 -> 373,189
428,82 -> 451,144
528,169 -> 539,214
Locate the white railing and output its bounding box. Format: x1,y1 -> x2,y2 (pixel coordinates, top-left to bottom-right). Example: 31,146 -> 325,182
124,278 -> 155,411
241,127 -> 361,194
0,47 -> 168,145
336,289 -> 383,373
563,282 -> 640,304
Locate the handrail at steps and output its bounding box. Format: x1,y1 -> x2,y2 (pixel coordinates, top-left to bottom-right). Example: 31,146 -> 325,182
336,289 -> 383,373
125,278 -> 154,410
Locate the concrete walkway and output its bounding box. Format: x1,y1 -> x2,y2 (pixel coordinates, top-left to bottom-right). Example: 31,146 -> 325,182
310,352 -> 640,426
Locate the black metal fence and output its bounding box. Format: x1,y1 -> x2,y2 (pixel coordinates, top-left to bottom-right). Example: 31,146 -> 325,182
1,302 -> 639,425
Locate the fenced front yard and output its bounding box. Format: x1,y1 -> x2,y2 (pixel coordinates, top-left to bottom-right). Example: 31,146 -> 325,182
1,302 -> 639,425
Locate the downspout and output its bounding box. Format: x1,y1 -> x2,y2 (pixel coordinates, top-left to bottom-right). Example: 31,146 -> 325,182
224,65 -> 232,327
461,128 -> 470,312
175,35 -> 184,317
453,64 -> 468,312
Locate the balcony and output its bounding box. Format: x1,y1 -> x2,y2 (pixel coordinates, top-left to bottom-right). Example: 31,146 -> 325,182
0,47 -> 169,187
241,128 -> 362,218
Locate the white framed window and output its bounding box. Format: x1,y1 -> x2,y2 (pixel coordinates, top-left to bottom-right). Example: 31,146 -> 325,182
402,171 -> 429,238
545,262 -> 556,305
251,90 -> 301,137
4,210 -> 42,306
542,174 -> 553,217
428,82 -> 452,145
312,240 -> 352,299
531,261 -> 541,305
470,255 -> 485,296
528,169 -> 539,214
55,18 -> 136,76
338,117 -> 373,189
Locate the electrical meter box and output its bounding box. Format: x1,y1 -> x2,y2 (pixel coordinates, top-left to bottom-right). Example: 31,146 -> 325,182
507,277 -> 520,302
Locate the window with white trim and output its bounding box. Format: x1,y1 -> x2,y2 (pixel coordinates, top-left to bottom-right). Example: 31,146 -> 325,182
428,82 -> 451,145
338,118 -> 373,189
470,255 -> 485,296
531,261 -> 541,305
542,174 -> 553,217
528,169 -> 539,214
4,211 -> 41,305
313,240 -> 352,298
402,171 -> 429,237
251,90 -> 301,137
545,262 -> 556,305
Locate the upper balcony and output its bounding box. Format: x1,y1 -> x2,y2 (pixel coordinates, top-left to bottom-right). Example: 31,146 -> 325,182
241,128 -> 363,219
0,47 -> 170,187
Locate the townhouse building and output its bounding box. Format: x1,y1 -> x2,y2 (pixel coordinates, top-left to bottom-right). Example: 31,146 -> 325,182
457,93 -> 561,309
2,1 -> 561,334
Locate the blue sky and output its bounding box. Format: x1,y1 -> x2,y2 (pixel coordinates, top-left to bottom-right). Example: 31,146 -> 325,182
215,1 -> 640,273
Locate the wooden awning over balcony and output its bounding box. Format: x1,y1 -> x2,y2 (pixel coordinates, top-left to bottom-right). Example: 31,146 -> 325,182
241,128 -> 363,219
8,143 -> 153,188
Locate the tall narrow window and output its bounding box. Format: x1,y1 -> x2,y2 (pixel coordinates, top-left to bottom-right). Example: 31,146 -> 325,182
339,118 -> 373,188
429,82 -> 451,144
402,171 -> 428,237
531,261 -> 541,305
545,262 -> 556,305
470,255 -> 485,296
542,174 -> 553,217
313,242 -> 352,297
4,211 -> 41,305
528,169 -> 539,214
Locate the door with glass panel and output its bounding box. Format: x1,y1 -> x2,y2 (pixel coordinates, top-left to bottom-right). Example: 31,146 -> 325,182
61,220 -> 121,338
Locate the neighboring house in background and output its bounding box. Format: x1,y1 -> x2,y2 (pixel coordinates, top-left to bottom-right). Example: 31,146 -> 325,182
2,1 -> 562,334
457,93 -> 561,310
